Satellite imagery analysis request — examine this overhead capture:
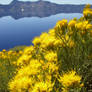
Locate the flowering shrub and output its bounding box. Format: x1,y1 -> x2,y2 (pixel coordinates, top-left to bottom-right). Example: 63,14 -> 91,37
8,5 -> 92,92
0,4 -> 92,92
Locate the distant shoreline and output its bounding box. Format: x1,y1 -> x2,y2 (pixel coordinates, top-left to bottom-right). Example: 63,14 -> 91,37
0,0 -> 88,19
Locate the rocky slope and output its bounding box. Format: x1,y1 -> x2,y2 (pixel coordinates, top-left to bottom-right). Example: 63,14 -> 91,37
0,0 -> 86,19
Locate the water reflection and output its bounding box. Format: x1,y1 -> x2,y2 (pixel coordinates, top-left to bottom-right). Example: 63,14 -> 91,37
0,13 -> 82,50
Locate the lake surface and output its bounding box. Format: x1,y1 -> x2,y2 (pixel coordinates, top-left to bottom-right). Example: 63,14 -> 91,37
0,13 -> 82,50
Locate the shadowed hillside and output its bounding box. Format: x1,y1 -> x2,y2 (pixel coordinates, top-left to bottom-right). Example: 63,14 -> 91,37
0,0 -> 87,19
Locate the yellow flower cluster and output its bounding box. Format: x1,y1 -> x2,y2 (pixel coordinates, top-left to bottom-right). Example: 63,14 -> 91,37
8,4 -> 92,92
0,49 -> 23,91
9,58 -> 56,92
33,31 -> 63,49
59,71 -> 82,92
8,47 -> 58,92
44,51 -> 57,62
31,81 -> 54,92
0,49 -> 23,64
83,4 -> 92,18
68,20 -> 77,28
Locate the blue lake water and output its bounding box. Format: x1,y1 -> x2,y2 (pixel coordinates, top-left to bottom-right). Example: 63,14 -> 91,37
0,13 -> 82,50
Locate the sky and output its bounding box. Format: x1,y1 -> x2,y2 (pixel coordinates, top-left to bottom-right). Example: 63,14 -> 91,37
0,0 -> 92,5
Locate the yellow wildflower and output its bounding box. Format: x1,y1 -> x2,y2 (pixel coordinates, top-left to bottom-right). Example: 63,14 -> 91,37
31,81 -> 54,92
40,32 -> 48,40
9,76 -> 32,92
45,51 -> 57,62
59,70 -> 82,88
86,24 -> 92,30
68,20 -> 77,28
56,19 -> 67,28
83,8 -> 92,17
24,46 -> 34,55
75,21 -> 89,31
2,49 -> 6,52
32,37 -> 41,46
49,29 -> 56,36
46,62 -> 58,73
41,34 -> 56,48
17,54 -> 32,65
8,50 -> 13,55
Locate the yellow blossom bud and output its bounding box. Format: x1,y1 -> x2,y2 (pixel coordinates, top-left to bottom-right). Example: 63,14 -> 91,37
68,20 -> 77,28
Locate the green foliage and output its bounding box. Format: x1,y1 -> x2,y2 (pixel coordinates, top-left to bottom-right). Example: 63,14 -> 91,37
9,45 -> 27,51
0,50 -> 22,91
